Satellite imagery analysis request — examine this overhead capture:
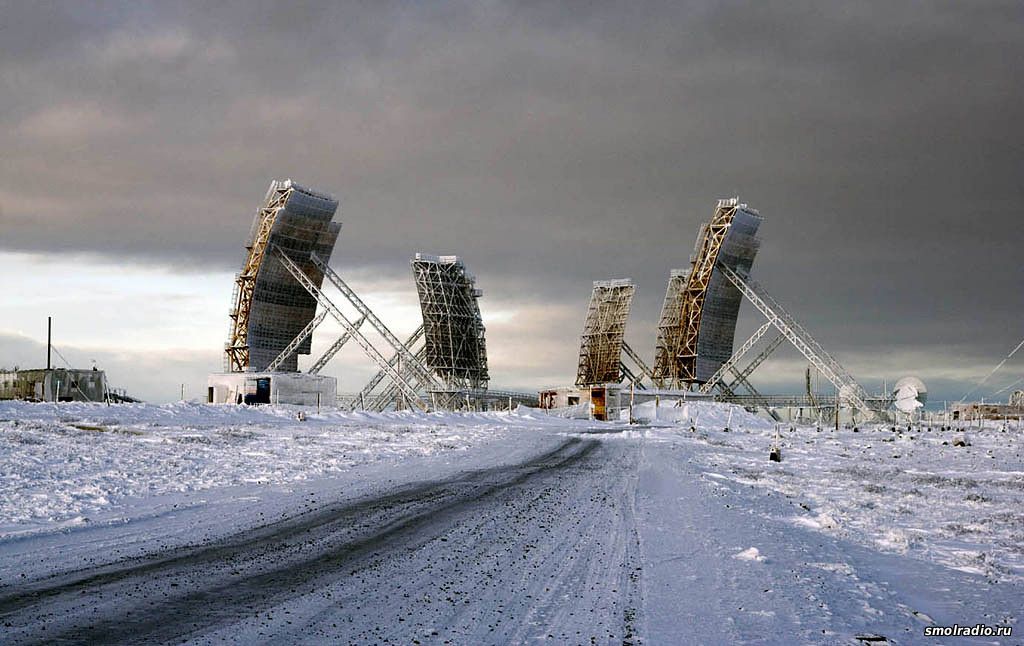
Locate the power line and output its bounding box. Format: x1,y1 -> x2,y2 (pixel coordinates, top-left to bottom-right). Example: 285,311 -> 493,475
958,336 -> 1024,402
991,376 -> 1023,397
48,344 -> 100,402
50,345 -> 73,369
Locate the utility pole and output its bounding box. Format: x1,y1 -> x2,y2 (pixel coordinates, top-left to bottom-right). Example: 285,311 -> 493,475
397,354 -> 403,411
47,316 -> 52,371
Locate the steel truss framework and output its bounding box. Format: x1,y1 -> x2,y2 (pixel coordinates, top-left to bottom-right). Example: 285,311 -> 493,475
646,197 -> 873,418
620,342 -> 654,390
698,321 -> 773,396
273,247 -> 434,411
225,184 -> 290,372
652,198 -> 762,388
651,268 -> 688,387
356,327 -> 427,411
411,254 -> 489,392
576,280 -> 635,386
308,314 -> 367,375
265,311 -> 328,372
702,262 -> 876,417
313,253 -> 489,412
716,332 -> 787,420
225,180 -> 340,373
311,252 -> 443,394
265,311 -> 369,375
674,199 -> 738,384
728,332 -> 784,393
274,247 -> 497,412
693,322 -> 783,421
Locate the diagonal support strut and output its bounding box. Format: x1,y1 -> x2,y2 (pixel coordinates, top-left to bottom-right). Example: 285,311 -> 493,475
273,247 -> 429,411
717,263 -> 873,416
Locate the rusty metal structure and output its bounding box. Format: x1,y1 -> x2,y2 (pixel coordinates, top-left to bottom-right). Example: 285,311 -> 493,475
411,254 -> 489,392
663,199 -> 877,418
576,279 -> 635,386
560,195 -> 880,420
224,180 -> 341,372
652,198 -> 762,388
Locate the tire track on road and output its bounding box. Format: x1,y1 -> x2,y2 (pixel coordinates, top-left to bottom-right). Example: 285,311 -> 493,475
1,437 -> 601,644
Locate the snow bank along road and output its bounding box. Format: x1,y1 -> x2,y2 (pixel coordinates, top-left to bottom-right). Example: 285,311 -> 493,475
0,402 -> 1020,644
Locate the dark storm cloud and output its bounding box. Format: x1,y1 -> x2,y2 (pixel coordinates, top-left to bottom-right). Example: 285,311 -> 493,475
1,1 -> 1021,399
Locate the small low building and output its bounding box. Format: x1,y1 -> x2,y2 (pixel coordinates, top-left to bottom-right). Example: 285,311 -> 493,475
540,385 -> 623,420
539,384 -> 713,421
207,372 -> 337,407
539,385 -> 587,410
0,368 -> 108,402
950,397 -> 1024,422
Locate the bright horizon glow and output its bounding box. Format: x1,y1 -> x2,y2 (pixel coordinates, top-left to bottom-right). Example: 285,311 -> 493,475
0,251 -> 232,352
0,252 -> 1019,407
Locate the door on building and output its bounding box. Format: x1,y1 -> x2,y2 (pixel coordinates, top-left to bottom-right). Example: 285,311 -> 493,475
591,386 -> 607,421
255,378 -> 271,404
243,377 -> 272,405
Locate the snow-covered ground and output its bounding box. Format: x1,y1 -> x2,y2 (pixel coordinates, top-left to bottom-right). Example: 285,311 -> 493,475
0,400 -> 1020,644
0,401 -> 591,540
646,411 -> 1024,584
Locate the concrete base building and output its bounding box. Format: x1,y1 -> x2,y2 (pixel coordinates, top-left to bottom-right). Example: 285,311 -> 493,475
210,179 -> 342,408
207,372 -> 337,407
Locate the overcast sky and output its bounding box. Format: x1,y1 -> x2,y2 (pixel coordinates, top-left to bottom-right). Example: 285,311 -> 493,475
1,1 -> 1021,405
